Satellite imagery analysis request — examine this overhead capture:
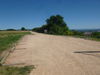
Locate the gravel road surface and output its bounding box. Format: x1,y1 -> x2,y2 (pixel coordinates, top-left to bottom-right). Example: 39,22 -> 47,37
5,32 -> 100,75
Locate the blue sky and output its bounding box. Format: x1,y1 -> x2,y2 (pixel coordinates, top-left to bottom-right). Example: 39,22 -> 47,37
0,0 -> 100,29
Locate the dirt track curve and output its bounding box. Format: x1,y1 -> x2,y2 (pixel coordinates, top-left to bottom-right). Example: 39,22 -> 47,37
5,32 -> 100,75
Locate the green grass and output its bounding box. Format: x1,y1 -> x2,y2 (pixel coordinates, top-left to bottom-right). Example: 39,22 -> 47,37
0,66 -> 34,75
73,35 -> 100,41
0,31 -> 34,75
87,37 -> 100,41
0,31 -> 31,53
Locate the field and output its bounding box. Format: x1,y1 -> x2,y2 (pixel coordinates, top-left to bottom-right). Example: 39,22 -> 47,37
0,31 -> 33,75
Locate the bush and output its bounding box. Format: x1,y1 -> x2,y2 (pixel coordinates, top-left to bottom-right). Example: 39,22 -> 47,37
92,32 -> 100,38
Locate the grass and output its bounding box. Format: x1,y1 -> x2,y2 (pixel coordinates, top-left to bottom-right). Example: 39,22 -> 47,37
0,31 -> 34,75
73,35 -> 100,41
0,31 -> 31,53
0,66 -> 34,75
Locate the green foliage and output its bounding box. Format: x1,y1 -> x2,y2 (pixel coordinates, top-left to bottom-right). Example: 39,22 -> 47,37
92,32 -> 100,38
72,31 -> 100,41
71,30 -> 84,36
0,66 -> 34,75
21,27 -> 27,31
66,30 -> 74,35
33,15 -> 69,35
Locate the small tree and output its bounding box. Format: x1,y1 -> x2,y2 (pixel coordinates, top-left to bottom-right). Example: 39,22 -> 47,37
21,27 -> 26,31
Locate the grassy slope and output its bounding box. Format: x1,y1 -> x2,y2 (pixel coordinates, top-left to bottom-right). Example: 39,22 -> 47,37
0,31 -> 34,75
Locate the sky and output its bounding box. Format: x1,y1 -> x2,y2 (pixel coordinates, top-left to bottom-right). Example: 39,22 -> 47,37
0,0 -> 100,30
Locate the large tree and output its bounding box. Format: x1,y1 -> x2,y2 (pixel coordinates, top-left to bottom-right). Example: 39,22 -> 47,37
33,15 -> 69,35
45,15 -> 69,35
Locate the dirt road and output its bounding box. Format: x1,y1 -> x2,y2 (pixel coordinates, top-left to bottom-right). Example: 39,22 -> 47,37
5,32 -> 100,75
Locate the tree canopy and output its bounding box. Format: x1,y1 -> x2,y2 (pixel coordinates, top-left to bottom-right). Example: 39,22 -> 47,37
21,27 -> 26,31
33,15 -> 69,35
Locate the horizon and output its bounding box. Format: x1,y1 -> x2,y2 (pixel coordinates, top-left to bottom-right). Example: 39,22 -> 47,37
0,28 -> 100,30
0,0 -> 100,30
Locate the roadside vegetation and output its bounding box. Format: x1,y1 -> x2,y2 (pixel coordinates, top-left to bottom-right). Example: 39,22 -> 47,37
32,14 -> 100,41
0,31 -> 34,75
0,66 -> 34,75
71,30 -> 100,41
0,31 -> 30,53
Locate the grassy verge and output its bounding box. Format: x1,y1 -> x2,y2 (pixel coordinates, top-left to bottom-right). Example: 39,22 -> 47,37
0,66 -> 34,75
0,31 -> 34,75
73,35 -> 100,41
0,31 -> 31,53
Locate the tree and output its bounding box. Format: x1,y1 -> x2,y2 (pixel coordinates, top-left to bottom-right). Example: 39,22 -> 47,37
6,29 -> 16,31
33,15 -> 69,35
21,27 -> 26,31
45,15 -> 69,35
